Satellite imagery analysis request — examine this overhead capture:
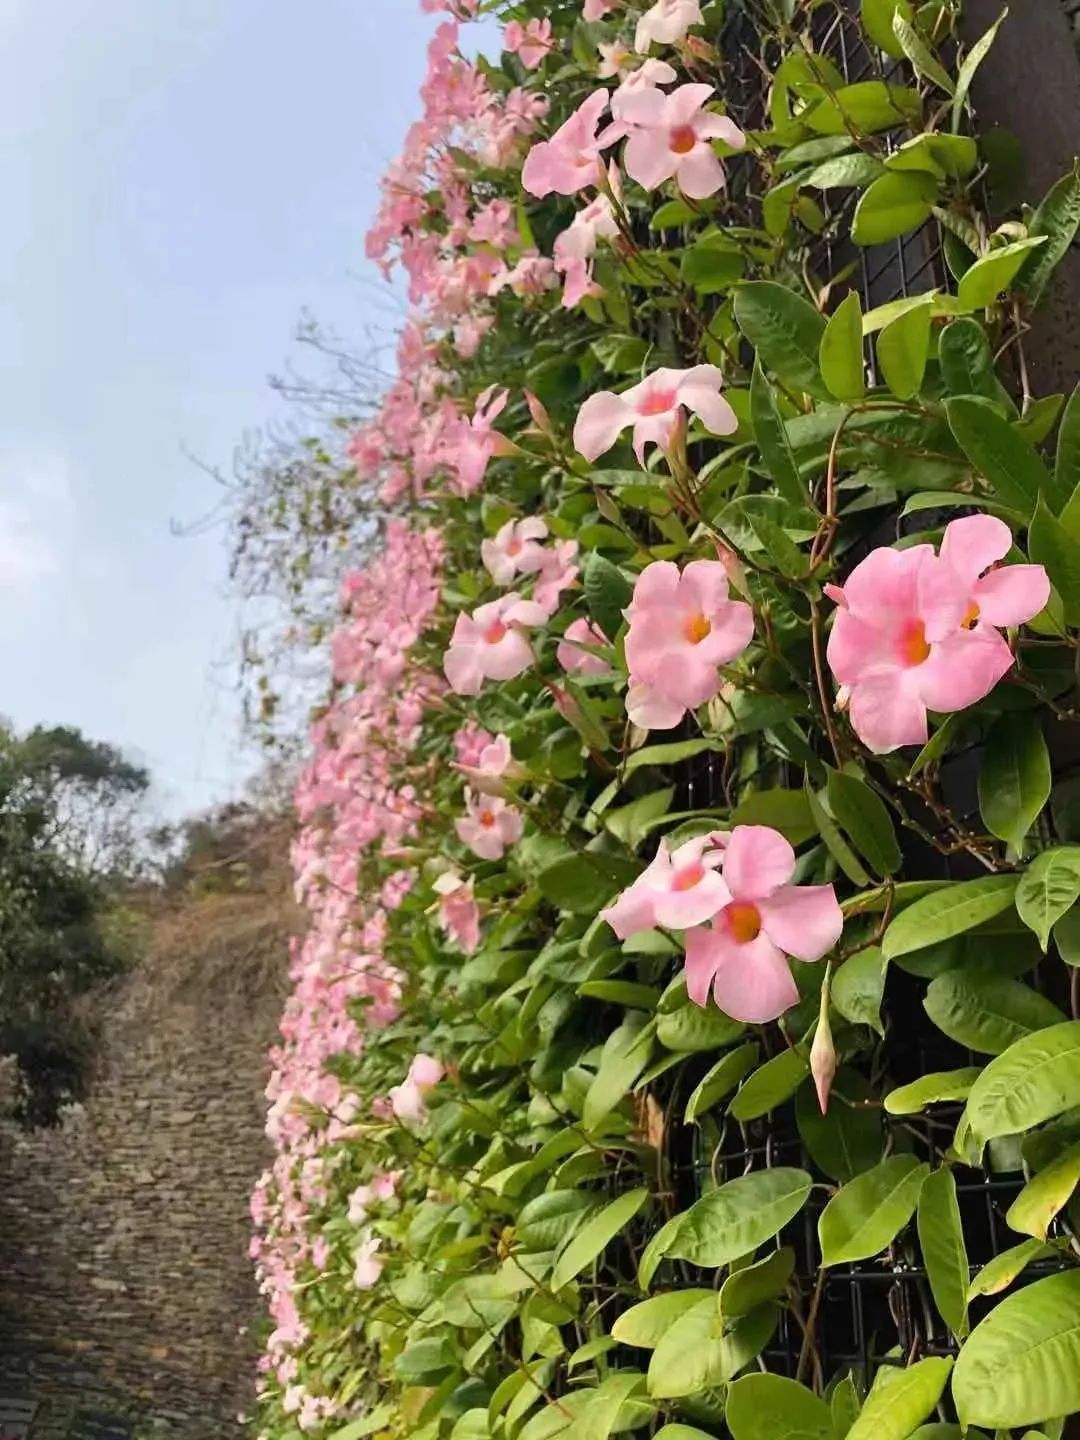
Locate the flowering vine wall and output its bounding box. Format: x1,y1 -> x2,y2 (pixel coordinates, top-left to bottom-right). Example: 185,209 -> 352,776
248,2 -> 1080,1438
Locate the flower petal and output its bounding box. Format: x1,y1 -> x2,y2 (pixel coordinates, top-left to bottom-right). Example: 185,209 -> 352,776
848,672 -> 928,753
695,926 -> 800,1023
973,563 -> 1051,627
626,679 -> 685,730
759,884 -> 843,962
574,390 -> 631,461
677,146 -> 727,199
940,513 -> 1012,587
722,825 -> 795,900
623,128 -> 677,192
914,627 -> 1014,712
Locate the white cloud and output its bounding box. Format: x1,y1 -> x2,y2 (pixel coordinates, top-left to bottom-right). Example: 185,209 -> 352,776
0,451 -> 75,591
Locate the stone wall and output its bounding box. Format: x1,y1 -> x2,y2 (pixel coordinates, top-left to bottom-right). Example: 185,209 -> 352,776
0,890 -> 289,1439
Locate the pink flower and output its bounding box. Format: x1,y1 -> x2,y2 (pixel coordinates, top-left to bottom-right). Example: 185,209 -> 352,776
635,0 -> 704,52
454,722 -> 494,768
453,732 -> 525,796
505,17 -> 555,70
522,90 -> 619,198
452,314 -> 495,358
533,539 -> 581,614
610,59 -> 677,119
584,0 -> 614,17
601,833 -> 729,937
389,1054 -> 444,1122
619,83 -> 745,198
574,365 -> 738,464
433,871 -> 482,953
353,1233 -> 383,1289
825,517 -> 1049,754
409,1054 -> 444,1089
557,616 -> 612,675
448,385 -> 510,495
598,41 -> 636,79
810,1001 -> 837,1115
683,827 -> 842,1023
553,183 -> 621,308
455,790 -> 524,860
482,517 -> 550,585
624,560 -> 753,730
444,593 -> 548,695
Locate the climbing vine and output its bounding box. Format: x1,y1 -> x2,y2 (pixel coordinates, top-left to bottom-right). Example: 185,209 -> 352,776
249,2 -> 1080,1438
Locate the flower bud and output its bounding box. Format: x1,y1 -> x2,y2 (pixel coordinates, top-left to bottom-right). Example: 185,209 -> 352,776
810,994 -> 837,1116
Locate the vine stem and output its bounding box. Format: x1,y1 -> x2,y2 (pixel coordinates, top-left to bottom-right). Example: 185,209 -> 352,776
810,600 -> 842,767
796,1265 -> 828,1386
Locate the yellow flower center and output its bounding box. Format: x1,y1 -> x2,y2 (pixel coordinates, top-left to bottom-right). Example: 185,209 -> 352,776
670,124 -> 697,155
899,619 -> 931,666
726,902 -> 762,944
672,863 -> 705,891
480,811 -> 497,829
484,621 -> 508,645
685,612 -> 712,645
961,601 -> 980,630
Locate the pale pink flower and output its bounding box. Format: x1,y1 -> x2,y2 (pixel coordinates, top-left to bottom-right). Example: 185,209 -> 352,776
574,365 -> 738,464
453,732 -> 526,796
389,1054 -> 444,1123
584,0 -> 614,17
635,0 -> 703,52
352,1233 -> 383,1290
558,616 -> 612,675
455,790 -> 524,860
619,83 -> 745,197
409,1054 -> 444,1089
683,827 -> 842,1023
598,41 -> 636,79
825,518 -> 1049,754
522,90 -> 620,198
454,722 -> 494,768
469,199 -> 518,248
489,250 -> 558,299
533,539 -> 581,614
610,58 -> 678,119
482,517 -> 550,585
452,314 -> 494,358
443,593 -> 548,695
433,871 -> 482,953
623,560 -> 753,729
447,385 -> 510,495
601,833 -> 729,937
505,17 -> 555,69
553,183 -> 621,308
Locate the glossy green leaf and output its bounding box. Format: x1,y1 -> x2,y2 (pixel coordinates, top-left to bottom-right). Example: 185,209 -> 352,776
963,1021 -> 1080,1145
647,1297 -> 775,1399
884,1067 -> 982,1115
612,1289 -> 715,1348
720,1246 -> 795,1317
886,132 -> 978,179
796,1069 -> 883,1180
827,770 -> 902,875
1005,1140 -> 1080,1239
924,972 -> 1065,1054
563,1372 -> 647,1440
820,292 -> 866,401
876,298 -> 932,399
1016,845 -> 1080,949
551,1187 -> 649,1290
730,1047 -> 810,1120
583,1016 -> 654,1130
657,1001 -> 745,1052
891,12 -> 955,92
1029,496 -> 1080,624
953,1271 -> 1080,1427
882,874 -> 1019,960
726,1373 -> 833,1440
517,1190 -> 602,1251
636,1211 -> 682,1293
684,1042 -> 759,1122
578,980 -> 661,1010
846,1357 -> 953,1440
861,0 -> 912,57
604,789 -> 675,850
917,1168 -> 969,1337
830,1374 -> 861,1439
967,1238 -> 1054,1300
750,358 -> 807,508
978,713 -> 1051,852
852,171 -> 938,246
946,396 -> 1055,516
734,282 -> 829,399
951,6 -> 1007,132
831,947 -> 886,1035
665,1168 -> 813,1268
938,316 -> 1013,406
957,238 -> 1048,311
731,787 -> 816,845
681,235 -> 745,294
1018,164 -> 1080,305
583,552 -> 633,642
1055,383 -> 1080,502
818,1155 -> 929,1265
805,82 -> 922,136
805,153 -> 885,189
807,782 -> 871,885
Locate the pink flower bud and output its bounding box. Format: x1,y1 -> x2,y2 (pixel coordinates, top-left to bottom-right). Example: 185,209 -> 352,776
810,1000 -> 837,1115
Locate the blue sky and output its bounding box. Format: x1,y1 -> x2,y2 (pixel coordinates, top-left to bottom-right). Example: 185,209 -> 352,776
0,0 -> 477,818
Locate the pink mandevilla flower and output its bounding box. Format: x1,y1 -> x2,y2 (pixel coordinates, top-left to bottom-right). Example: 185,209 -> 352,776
574,365 -> 738,465
455,790 -> 524,860
624,559 -> 754,730
584,0 -> 614,18
521,90 -> 618,198
610,59 -> 678,119
482,517 -> 550,584
601,833 -> 729,937
557,616 -> 611,676
353,1233 -> 383,1290
635,0 -> 704,52
443,593 -> 548,695
505,17 -> 555,70
433,871 -> 482,953
683,826 -> 843,1023
553,185 -> 620,308
389,1053 -> 444,1122
533,539 -> 581,615
619,83 -> 745,198
826,514 -> 1049,754
452,732 -> 524,795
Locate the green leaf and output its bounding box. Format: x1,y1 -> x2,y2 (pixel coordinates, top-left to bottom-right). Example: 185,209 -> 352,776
605,789 -> 675,850
551,1187 -> 649,1290
583,552 -> 633,641
807,782 -> 871,885
852,170 -> 938,245
1018,164 -> 1080,305
846,1358 -> 953,1440
517,1191 -> 601,1250
623,738 -> 721,774
583,1016 -> 654,1130
650,199 -> 698,230
564,1372 -> 647,1440
1055,383 -> 1080,503
1016,845 -> 1080,949
730,1048 -> 810,1120
805,82 -> 922,136
978,713 -> 1051,853
648,1300 -> 776,1399
957,238 -> 1048,311
946,396 -> 1055,516
827,770 -> 902,876
731,788 -> 816,845
831,1375 -> 861,1439
891,12 -> 955,92
664,1168 -> 813,1268
657,1001 -> 745,1052
917,1168 -> 969,1337
538,852 -> 641,914
831,947 -> 887,1035
329,1410 -> 395,1440
818,1154 -> 929,1265
612,1290 -> 716,1348
862,0 -> 912,56
1029,496 -> 1080,624
684,1042 -> 759,1122
734,282 -> 829,400
796,1069 -> 883,1181
951,6 -> 1007,132
886,132 -> 978,179
953,1271 -> 1080,1428
876,298 -> 932,399
968,1238 -> 1054,1300
924,972 -> 1065,1054
578,980 -> 661,1010
726,1373 -> 833,1440
653,1429 -> 718,1440
637,1212 -> 682,1292
681,235 -> 745,294
882,874 -> 1020,960
1006,1140 -> 1080,1240
938,316 -> 1013,406
820,292 -> 866,401
720,1247 -> 796,1317
963,1020 -> 1080,1145
885,1067 -> 983,1115
805,153 -> 886,189
750,358 -> 809,509
1054,905 -> 1080,964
